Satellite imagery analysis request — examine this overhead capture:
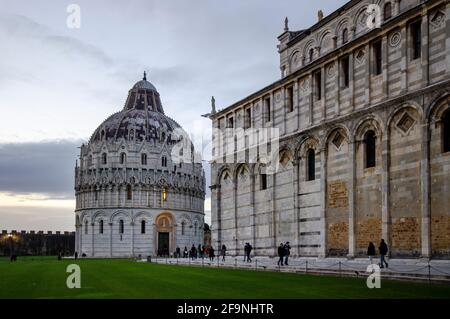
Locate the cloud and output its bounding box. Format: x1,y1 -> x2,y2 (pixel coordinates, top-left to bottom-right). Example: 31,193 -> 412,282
0,140 -> 82,196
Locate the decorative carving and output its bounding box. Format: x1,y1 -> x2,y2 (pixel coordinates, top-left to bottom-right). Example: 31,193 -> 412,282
389,31 -> 402,47
300,79 -> 310,92
327,63 -> 336,78
430,10 -> 445,29
275,92 -> 282,102
332,132 -> 345,149
355,49 -> 366,65
396,112 -> 416,134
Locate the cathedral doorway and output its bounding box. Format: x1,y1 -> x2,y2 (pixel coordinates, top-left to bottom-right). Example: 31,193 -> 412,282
154,212 -> 175,256
158,232 -> 169,256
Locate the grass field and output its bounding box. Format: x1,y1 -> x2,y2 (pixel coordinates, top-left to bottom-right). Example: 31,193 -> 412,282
0,257 -> 449,299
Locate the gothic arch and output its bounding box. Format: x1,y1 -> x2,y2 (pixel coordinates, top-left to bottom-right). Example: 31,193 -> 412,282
217,165 -> 232,184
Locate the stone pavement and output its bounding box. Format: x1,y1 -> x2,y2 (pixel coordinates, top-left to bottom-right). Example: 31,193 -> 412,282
142,255 -> 450,283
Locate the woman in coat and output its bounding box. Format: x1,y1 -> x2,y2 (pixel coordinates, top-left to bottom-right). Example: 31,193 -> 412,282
367,242 -> 376,264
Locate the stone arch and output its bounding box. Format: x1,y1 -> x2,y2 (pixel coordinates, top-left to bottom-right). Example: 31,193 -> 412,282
133,211 -> 153,224
92,210 -> 107,223
217,165 -> 232,183
335,17 -> 351,38
386,101 -> 424,130
303,38 -> 317,62
279,147 -> 294,167
428,94 -> 450,121
318,29 -> 333,54
289,50 -> 302,71
353,4 -> 370,35
110,210 -> 131,224
154,212 -> 176,256
298,135 -> 321,158
322,124 -> 351,150
235,163 -> 250,181
353,114 -> 384,142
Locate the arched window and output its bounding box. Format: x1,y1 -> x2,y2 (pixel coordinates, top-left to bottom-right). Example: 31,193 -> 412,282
194,222 -> 198,236
384,2 -> 392,20
102,153 -> 107,165
126,185 -> 132,200
120,152 -> 127,164
119,220 -> 124,234
306,149 -> 316,181
161,156 -> 167,167
309,48 -> 314,62
99,220 -> 104,234
84,220 -> 88,235
141,220 -> 146,234
141,153 -> 147,165
443,110 -> 450,153
365,130 -> 376,168
342,28 -> 349,44
181,221 -> 185,235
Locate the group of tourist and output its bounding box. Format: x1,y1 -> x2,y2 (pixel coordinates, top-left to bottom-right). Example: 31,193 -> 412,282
277,242 -> 291,266
174,244 -> 227,262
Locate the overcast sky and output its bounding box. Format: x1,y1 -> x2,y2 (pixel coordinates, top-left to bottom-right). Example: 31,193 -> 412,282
0,0 -> 347,231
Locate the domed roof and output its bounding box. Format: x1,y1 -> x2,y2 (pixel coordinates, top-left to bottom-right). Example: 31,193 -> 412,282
89,73 -> 184,144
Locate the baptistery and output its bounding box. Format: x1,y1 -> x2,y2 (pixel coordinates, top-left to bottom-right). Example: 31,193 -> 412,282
74,73 -> 205,257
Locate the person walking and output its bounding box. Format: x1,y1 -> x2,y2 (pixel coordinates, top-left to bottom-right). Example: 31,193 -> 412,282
183,246 -> 188,258
367,242 -> 376,264
191,244 -> 196,260
221,244 -> 227,262
247,243 -> 252,263
209,246 -> 215,262
277,243 -> 285,266
283,242 -> 291,266
378,239 -> 389,268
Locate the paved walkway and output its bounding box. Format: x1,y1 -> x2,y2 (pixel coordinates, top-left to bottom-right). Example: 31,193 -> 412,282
142,256 -> 450,282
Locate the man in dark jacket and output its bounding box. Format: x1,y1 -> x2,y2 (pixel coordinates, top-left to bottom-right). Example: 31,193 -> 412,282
247,243 -> 252,263
277,243 -> 285,266
378,239 -> 389,268
283,242 -> 291,266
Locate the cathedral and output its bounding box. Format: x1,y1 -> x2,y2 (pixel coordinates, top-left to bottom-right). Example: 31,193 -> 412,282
74,74 -> 205,257
210,0 -> 450,259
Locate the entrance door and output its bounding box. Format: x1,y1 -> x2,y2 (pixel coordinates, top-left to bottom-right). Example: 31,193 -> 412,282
158,232 -> 169,256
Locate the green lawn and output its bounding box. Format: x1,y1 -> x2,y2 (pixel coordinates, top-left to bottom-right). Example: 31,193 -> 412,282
0,257 -> 449,299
